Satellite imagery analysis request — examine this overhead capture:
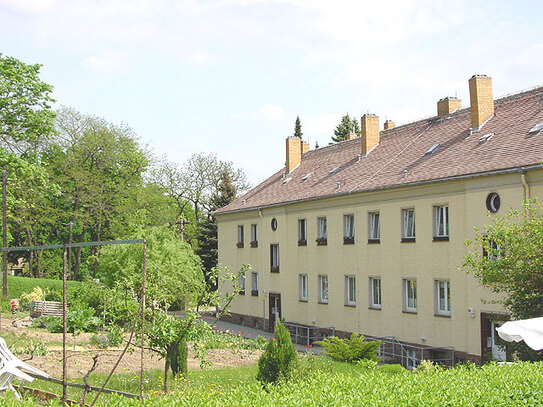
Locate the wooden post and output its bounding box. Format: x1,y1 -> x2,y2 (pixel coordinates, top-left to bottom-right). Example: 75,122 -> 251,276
62,247 -> 67,403
140,240 -> 146,398
3,170 -> 7,298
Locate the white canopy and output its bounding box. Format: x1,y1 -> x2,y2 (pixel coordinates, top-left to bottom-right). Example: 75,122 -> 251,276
496,317 -> 543,351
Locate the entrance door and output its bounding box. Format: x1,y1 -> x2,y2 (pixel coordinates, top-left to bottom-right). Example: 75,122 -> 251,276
490,321 -> 506,361
269,293 -> 281,332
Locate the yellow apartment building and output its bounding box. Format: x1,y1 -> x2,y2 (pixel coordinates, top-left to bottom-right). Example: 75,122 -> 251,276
215,75 -> 543,366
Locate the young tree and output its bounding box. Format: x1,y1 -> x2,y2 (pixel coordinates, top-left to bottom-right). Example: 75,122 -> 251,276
0,54 -> 56,154
464,200 -> 543,360
293,116 -> 303,139
331,114 -> 360,143
256,320 -> 298,385
196,169 -> 237,290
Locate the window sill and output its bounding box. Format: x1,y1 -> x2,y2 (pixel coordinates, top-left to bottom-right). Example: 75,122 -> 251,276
402,310 -> 418,314
316,239 -> 328,246
401,237 -> 416,243
433,236 -> 449,242
368,239 -> 380,244
298,240 -> 307,246
343,237 -> 355,245
251,290 -> 259,297
236,242 -> 244,248
270,266 -> 280,273
318,301 -> 329,305
344,303 -> 356,308
299,299 -> 308,303
250,241 -> 258,248
369,306 -> 382,311
434,313 -> 451,318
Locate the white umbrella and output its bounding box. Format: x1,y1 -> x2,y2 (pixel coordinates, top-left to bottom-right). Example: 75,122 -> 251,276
496,317 -> 543,351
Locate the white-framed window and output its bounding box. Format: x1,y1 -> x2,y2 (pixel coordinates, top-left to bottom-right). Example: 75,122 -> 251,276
251,224 -> 258,243
402,208 -> 415,239
406,349 -> 418,370
270,244 -> 279,272
251,272 -> 259,295
239,272 -> 246,294
368,212 -> 380,241
483,239 -> 501,261
298,219 -> 307,243
318,275 -> 328,303
434,205 -> 449,238
435,280 -> 451,316
344,214 -> 355,239
317,217 -> 327,239
299,274 -> 308,301
237,225 -> 244,245
403,279 -> 417,313
369,277 -> 382,309
345,276 -> 356,306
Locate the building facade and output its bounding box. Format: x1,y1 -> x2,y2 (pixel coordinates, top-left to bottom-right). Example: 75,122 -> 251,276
216,75 -> 543,365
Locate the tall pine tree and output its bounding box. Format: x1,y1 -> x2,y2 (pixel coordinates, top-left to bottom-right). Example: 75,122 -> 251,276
331,114 -> 360,143
196,169 -> 236,290
293,116 -> 303,139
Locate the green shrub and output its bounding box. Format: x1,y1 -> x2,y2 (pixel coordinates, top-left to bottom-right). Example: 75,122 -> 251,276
170,338 -> 188,376
377,363 -> 407,375
19,286 -> 45,310
67,304 -> 101,335
44,289 -> 63,302
413,359 -> 441,373
31,315 -> 63,333
357,358 -> 379,370
315,333 -> 381,363
256,320 -> 298,385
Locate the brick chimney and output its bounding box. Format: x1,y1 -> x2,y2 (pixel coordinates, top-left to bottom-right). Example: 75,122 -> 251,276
302,141 -> 310,154
469,74 -> 494,130
384,120 -> 395,130
361,114 -> 380,155
437,97 -> 462,117
286,137 -> 302,173
346,133 -> 357,141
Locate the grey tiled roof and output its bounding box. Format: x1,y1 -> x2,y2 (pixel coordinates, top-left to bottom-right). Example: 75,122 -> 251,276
217,87 -> 543,215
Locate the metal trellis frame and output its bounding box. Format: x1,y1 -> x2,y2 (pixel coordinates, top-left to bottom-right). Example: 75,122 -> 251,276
0,238 -> 147,404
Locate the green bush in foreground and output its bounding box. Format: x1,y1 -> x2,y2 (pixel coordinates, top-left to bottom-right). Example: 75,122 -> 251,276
256,320 -> 298,385
5,361 -> 542,406
315,333 -> 381,363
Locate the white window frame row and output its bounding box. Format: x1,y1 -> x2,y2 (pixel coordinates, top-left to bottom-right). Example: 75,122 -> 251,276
295,275 -> 450,316
294,205 -> 449,244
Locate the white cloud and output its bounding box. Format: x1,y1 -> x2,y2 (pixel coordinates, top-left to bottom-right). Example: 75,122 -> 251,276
83,49 -> 127,73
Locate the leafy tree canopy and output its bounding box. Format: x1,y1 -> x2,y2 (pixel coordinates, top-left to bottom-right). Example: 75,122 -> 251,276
293,116 -> 303,139
464,200 -> 543,322
331,114 -> 360,143
0,54 -> 56,154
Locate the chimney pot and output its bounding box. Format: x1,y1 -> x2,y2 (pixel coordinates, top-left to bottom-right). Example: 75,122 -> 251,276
437,97 -> 462,117
361,114 -> 380,155
302,141 -> 310,154
384,119 -> 395,130
469,74 -> 494,131
286,137 -> 302,173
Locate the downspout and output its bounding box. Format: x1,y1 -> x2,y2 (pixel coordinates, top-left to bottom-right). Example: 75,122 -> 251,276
520,168 -> 530,202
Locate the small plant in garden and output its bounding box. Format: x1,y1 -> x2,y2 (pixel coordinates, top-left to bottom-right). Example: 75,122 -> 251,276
315,333 -> 381,363
356,358 -> 378,370
19,286 -> 45,310
413,359 -> 441,373
256,320 -> 298,385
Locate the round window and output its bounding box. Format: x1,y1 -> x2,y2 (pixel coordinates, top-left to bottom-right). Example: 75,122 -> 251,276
271,218 -> 278,231
486,192 -> 500,213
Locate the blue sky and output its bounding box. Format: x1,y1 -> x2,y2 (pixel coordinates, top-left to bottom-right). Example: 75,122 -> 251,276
1,0 -> 541,186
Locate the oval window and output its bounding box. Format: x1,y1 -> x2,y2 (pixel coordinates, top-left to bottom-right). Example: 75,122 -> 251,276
486,192 -> 500,213
271,218 -> 278,231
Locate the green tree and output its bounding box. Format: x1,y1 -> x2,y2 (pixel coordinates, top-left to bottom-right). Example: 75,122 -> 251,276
0,54 -> 56,154
293,116 -> 303,139
331,114 -> 360,143
464,200 -> 543,360
196,169 -> 237,290
256,320 -> 298,385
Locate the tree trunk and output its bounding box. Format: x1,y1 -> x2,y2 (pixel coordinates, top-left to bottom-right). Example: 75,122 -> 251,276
74,220 -> 88,279
163,358 -> 171,393
25,228 -> 33,277
36,250 -> 42,278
